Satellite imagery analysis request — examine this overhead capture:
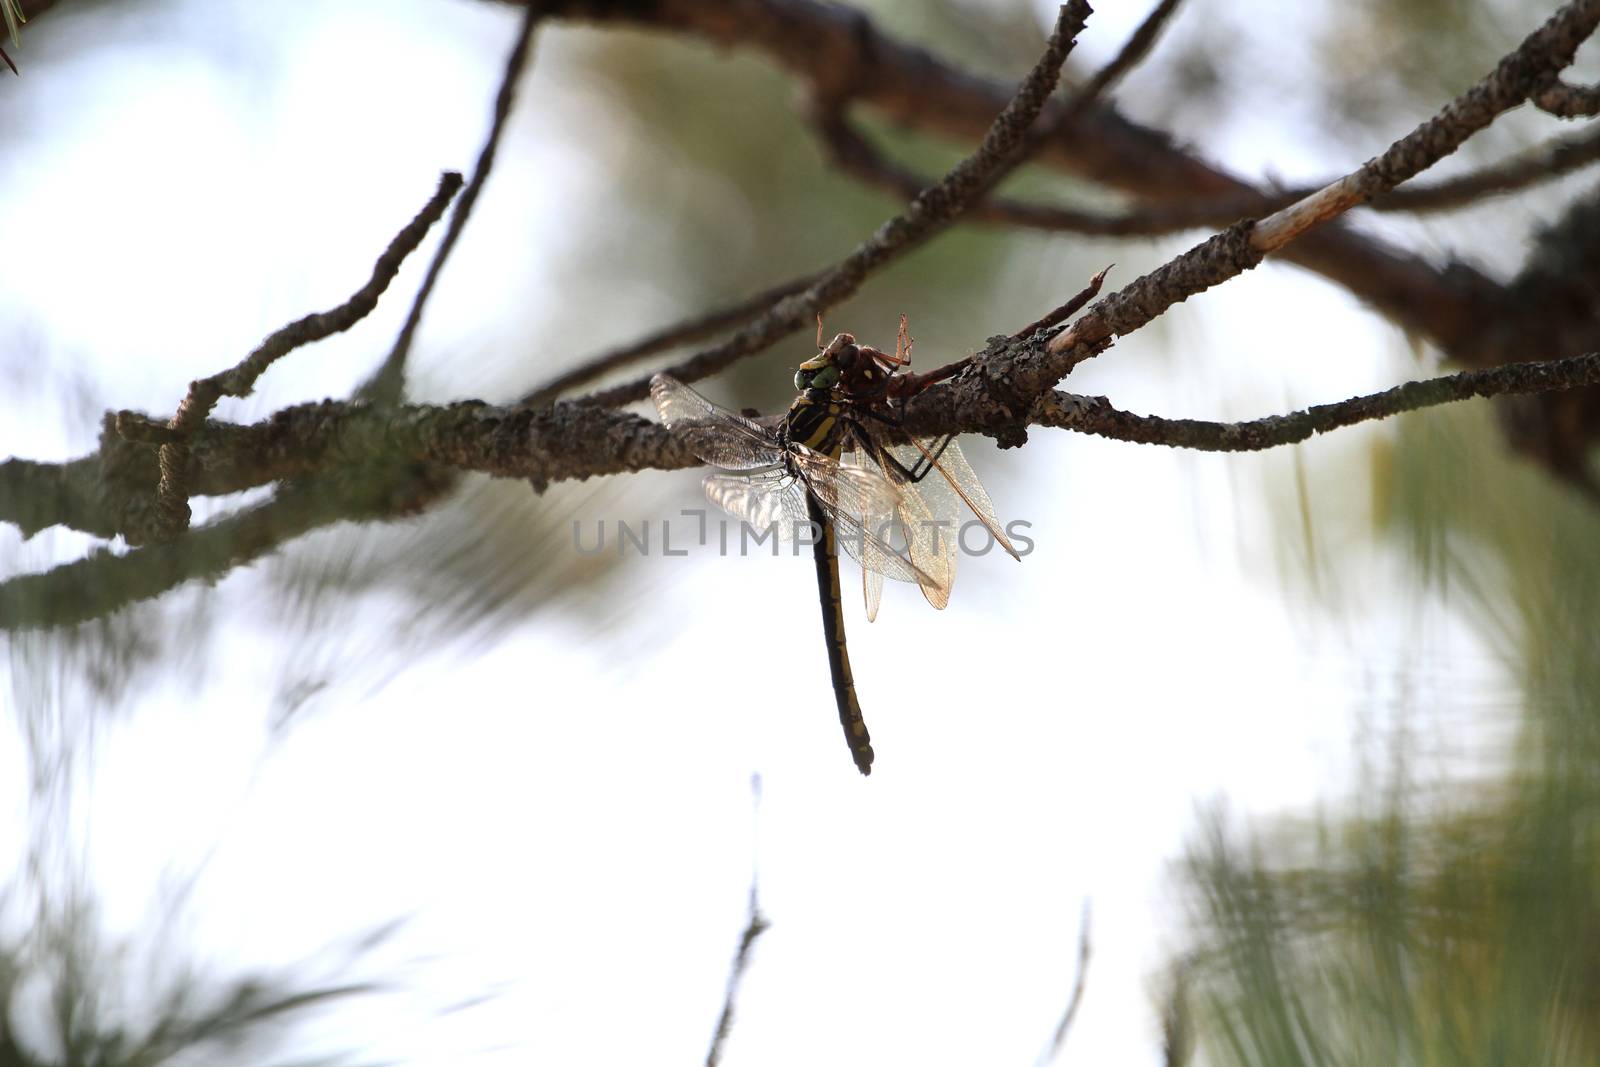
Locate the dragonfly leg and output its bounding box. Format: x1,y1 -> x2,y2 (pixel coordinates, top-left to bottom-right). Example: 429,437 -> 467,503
854,410 -> 956,486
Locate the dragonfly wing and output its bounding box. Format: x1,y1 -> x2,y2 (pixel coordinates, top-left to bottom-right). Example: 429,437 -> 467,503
893,469 -> 953,610
863,567 -> 884,622
913,436 -> 1022,561
858,435 -> 954,610
650,374 -> 783,471
843,446 -> 887,621
703,469 -> 800,540
793,448 -> 935,589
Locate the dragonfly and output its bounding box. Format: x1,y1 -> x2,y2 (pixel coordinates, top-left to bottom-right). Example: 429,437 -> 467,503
794,314 -> 1021,622
650,319 -> 1017,774
651,371 -> 950,775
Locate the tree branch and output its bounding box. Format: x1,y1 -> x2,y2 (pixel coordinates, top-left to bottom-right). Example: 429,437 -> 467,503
10,0 -> 1600,633
704,887 -> 768,1067
1041,0 -> 1600,382
529,0 -> 1502,357
813,115 -> 1600,235
10,348 -> 1600,630
1041,903 -> 1092,1064
0,456 -> 118,540
578,2 -> 1093,408
1532,73 -> 1600,117
1249,0 -> 1600,256
0,472 -> 435,631
363,3 -> 545,405
1033,352 -> 1600,452
73,348 -> 1600,509
1037,0 -> 1185,136
17,0 -> 1542,377
143,172 -> 463,543
518,270 -> 822,407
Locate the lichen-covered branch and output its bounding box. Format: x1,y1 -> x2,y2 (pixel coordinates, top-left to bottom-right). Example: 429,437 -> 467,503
1034,352 -> 1600,451
8,347 -> 1600,630
1038,0 -> 1600,386
0,456 -> 119,540
146,172 -> 463,542
1249,0 -> 1600,255
1532,74 -> 1600,117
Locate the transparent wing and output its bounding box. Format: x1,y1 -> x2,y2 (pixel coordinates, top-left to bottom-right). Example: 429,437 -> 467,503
842,447 -> 885,621
851,433 -> 954,612
868,428 -> 1020,565
702,460 -> 932,598
703,469 -> 802,539
791,447 -> 934,589
863,565 -> 884,623
650,373 -> 784,471
896,470 -> 953,610
910,435 -> 1021,561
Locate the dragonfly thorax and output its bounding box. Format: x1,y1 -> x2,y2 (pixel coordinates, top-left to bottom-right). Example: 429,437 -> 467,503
780,388 -> 851,459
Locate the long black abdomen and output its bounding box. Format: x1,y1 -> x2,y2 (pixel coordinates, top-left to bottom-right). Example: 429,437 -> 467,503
805,492 -> 874,775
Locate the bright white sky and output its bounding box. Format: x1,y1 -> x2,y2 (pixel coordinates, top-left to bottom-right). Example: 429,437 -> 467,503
0,1 -> 1529,1064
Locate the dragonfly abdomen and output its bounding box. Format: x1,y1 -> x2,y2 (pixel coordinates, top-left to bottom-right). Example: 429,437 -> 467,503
806,492 -> 874,775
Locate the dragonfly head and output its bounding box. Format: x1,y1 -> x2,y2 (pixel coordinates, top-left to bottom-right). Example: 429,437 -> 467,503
795,332 -> 859,391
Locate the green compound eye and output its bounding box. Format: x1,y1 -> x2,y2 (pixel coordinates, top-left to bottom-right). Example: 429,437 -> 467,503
795,360 -> 840,391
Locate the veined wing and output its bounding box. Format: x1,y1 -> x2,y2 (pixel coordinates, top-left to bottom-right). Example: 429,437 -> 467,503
908,435 -> 1021,561
790,446 -> 935,590
865,426 -> 1021,564
703,468 -> 804,540
650,373 -> 783,471
849,434 -> 954,615
842,446 -> 888,621
702,460 -> 932,596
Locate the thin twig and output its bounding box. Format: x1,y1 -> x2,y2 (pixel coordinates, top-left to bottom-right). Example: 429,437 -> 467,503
1370,123 -> 1600,210
1532,73 -> 1600,117
146,172 -> 463,542
23,338 -> 1600,557
966,0 -> 1188,214
1042,0 -> 1600,369
1040,902 -> 1092,1065
1013,265 -> 1111,341
364,3 -> 545,406
816,120 -> 1600,235
705,777 -> 769,1067
581,1 -> 1093,409
518,270 -> 823,407
809,0 -> 1187,248
703,890 -> 767,1067
18,0 -> 1504,355
1032,352 -> 1600,451
529,0 -> 1500,354
1042,0 -> 1186,135
1249,0 -> 1600,255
